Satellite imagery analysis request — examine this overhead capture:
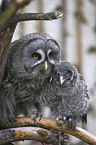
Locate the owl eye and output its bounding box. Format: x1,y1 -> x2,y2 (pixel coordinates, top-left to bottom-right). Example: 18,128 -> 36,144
49,51 -> 54,59
32,53 -> 41,60
49,51 -> 58,61
33,55 -> 38,59
64,71 -> 72,80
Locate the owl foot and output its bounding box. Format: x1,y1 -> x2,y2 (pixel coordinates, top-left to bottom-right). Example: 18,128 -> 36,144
56,116 -> 77,130
32,113 -> 42,123
34,113 -> 42,122
64,117 -> 77,130
56,117 -> 64,126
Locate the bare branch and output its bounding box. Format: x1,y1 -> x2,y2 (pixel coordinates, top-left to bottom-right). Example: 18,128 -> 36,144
12,12 -> 63,23
8,117 -> 96,145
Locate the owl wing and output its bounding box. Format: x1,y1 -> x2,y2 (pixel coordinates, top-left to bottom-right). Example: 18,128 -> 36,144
0,80 -> 16,128
79,74 -> 89,123
79,74 -> 89,100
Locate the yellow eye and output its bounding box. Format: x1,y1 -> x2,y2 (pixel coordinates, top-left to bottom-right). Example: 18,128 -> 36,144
33,55 -> 38,59
32,52 -> 41,60
49,55 -> 51,58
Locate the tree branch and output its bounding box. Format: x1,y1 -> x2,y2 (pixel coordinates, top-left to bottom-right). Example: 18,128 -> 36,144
0,11 -> 63,30
0,127 -> 61,145
12,12 -> 63,23
6,117 -> 96,145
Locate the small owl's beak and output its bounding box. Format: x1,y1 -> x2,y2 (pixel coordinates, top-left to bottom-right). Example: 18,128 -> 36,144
44,61 -> 48,70
60,76 -> 64,85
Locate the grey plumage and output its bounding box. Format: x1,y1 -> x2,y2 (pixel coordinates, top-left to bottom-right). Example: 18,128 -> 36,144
0,33 -> 60,128
39,61 -> 89,125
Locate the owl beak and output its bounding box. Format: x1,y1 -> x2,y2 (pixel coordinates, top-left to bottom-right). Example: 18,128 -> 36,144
44,61 -> 48,70
60,76 -> 65,85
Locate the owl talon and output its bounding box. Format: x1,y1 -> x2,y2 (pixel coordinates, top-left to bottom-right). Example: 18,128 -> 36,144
56,116 -> 76,130
63,116 -> 66,123
57,121 -> 62,127
33,117 -> 36,124
32,113 -> 42,123
64,118 -> 77,130
56,117 -> 63,126
39,114 -> 43,121
36,112 -> 39,117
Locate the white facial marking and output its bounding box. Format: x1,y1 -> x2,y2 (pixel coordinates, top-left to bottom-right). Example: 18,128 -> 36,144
60,76 -> 64,85
44,61 -> 48,70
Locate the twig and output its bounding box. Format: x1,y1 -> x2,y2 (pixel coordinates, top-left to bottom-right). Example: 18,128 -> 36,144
12,12 -> 63,23
7,117 -> 96,145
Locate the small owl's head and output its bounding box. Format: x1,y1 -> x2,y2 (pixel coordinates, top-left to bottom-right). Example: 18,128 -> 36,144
9,33 -> 60,80
53,61 -> 78,87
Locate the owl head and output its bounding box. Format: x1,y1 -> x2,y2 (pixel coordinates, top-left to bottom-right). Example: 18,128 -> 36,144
52,61 -> 78,87
8,33 -> 60,81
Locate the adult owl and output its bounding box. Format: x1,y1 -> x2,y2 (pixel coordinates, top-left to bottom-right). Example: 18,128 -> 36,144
39,61 -> 89,127
0,33 -> 60,128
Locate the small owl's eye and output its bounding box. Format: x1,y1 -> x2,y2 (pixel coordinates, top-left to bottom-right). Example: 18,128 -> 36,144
49,51 -> 54,59
48,51 -> 59,61
32,53 -> 41,60
56,73 -> 60,77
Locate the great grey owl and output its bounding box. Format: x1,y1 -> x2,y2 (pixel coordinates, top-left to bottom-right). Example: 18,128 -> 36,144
0,33 -> 60,128
39,61 -> 89,127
